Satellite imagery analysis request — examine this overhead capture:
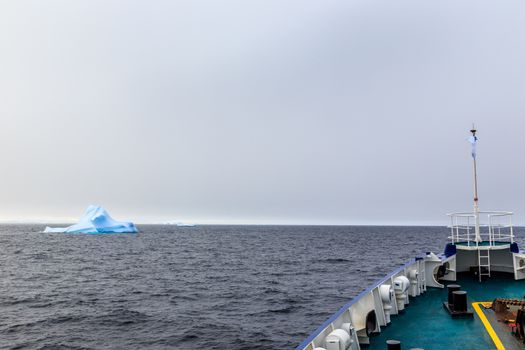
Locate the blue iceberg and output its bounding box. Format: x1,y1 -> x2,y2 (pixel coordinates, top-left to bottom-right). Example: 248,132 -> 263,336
44,205 -> 138,234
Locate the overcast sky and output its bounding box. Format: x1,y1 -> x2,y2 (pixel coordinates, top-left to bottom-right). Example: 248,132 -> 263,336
1,0 -> 524,225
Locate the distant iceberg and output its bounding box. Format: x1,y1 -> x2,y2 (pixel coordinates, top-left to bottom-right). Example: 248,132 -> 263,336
176,223 -> 196,227
161,221 -> 196,227
44,205 -> 138,234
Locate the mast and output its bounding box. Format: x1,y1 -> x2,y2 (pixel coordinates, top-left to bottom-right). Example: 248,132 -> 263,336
470,125 -> 481,242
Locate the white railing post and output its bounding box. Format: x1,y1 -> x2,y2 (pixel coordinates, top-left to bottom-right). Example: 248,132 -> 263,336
488,214 -> 492,246
467,216 -> 470,245
456,217 -> 459,242
450,216 -> 454,243
475,213 -> 478,247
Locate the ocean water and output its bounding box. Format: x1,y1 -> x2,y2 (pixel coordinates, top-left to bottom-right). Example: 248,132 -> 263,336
0,225 -> 522,350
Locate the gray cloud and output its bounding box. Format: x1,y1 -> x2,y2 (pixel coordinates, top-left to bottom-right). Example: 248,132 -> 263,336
1,0 -> 524,224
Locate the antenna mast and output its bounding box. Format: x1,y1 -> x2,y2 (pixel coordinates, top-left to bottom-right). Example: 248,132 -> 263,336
470,125 -> 481,242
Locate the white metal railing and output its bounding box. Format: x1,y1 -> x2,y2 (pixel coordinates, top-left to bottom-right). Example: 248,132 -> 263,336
447,211 -> 514,247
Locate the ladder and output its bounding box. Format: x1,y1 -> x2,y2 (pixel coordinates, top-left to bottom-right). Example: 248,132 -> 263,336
478,248 -> 491,282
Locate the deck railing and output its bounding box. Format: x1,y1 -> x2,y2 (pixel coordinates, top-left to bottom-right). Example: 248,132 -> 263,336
447,211 -> 514,247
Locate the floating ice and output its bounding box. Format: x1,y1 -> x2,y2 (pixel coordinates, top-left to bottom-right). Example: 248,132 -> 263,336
44,205 -> 138,234
176,223 -> 196,227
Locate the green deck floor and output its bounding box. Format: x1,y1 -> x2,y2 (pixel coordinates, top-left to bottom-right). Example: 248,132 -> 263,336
367,273 -> 525,350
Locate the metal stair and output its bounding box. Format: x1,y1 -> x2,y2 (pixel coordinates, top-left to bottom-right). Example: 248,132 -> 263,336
478,248 -> 491,282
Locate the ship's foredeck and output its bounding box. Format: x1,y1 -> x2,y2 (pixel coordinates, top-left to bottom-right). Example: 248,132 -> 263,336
368,272 -> 525,350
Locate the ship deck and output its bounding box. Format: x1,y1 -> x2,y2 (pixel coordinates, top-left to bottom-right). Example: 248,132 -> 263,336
368,272 -> 525,350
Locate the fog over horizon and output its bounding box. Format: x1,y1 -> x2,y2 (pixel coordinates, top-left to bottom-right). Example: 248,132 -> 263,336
1,1 -> 525,225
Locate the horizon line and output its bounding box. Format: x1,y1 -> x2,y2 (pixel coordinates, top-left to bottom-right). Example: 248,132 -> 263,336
0,219 -> 522,227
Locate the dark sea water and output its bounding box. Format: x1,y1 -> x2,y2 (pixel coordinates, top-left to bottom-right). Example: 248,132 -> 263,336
1,225 -> 523,350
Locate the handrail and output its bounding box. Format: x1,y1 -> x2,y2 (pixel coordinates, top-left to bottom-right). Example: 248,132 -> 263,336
447,211 -> 513,216
447,211 -> 514,246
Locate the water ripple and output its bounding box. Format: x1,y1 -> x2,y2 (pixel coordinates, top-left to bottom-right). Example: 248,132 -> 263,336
1,224 -> 523,349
